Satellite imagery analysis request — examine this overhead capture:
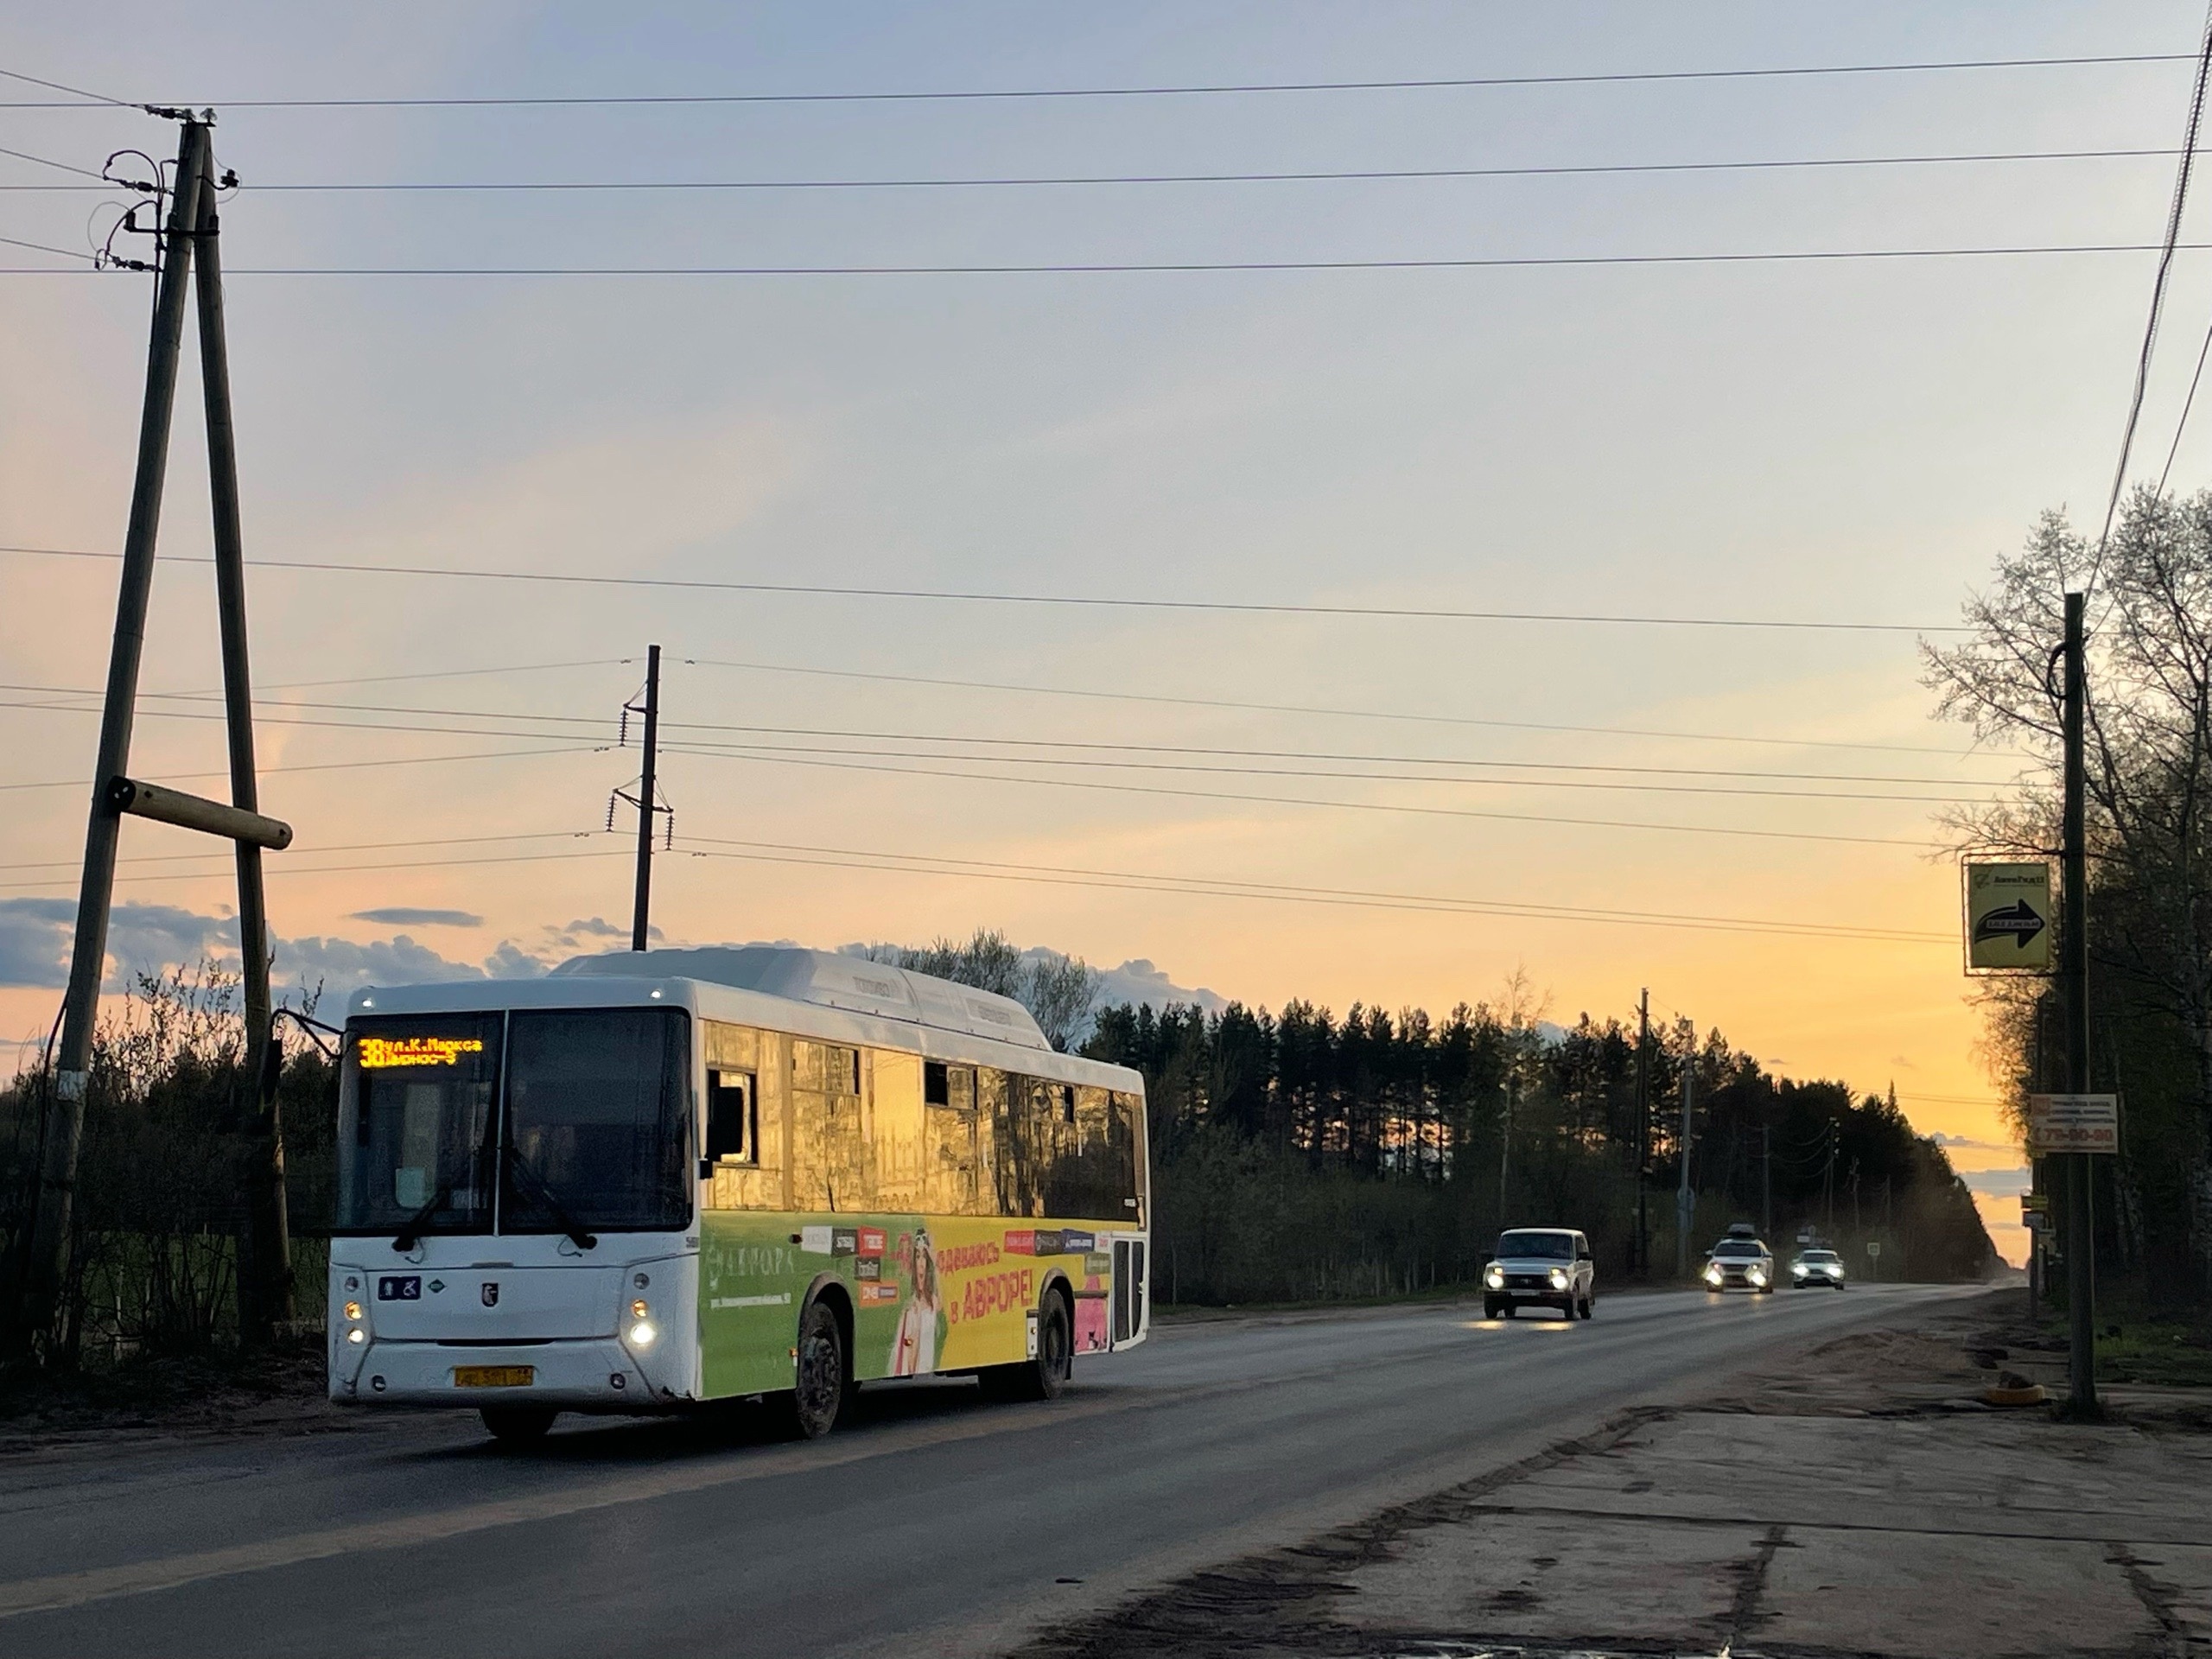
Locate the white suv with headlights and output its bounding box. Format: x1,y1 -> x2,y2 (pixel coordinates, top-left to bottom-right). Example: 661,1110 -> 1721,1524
1702,1226 -> 1777,1294
1483,1229 -> 1595,1321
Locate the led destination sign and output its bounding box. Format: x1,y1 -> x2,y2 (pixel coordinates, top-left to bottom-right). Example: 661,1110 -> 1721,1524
358,1035 -> 486,1070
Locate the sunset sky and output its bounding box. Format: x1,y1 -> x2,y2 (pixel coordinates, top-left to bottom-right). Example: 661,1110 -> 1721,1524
7,3 -> 2205,1268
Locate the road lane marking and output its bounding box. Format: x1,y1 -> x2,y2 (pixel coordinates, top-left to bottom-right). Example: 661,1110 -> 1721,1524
0,1389 -> 1168,1620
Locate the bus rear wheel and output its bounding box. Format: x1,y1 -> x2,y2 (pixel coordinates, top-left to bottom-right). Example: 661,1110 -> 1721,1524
982,1292 -> 1072,1402
783,1298 -> 849,1440
480,1407 -> 556,1445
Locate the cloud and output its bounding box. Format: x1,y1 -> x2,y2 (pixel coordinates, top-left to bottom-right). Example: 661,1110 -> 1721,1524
350,907 -> 484,928
0,898 -> 550,1000
0,898 -> 234,989
1961,1166 -> 2031,1198
560,918 -> 631,939
0,899 -> 75,988
1092,956 -> 1229,1016
275,935 -> 489,994
1930,1132 -> 2018,1155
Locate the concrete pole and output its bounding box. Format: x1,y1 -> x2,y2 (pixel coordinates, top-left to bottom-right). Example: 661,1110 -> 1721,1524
1762,1122 -> 1772,1241
631,644 -> 661,952
1497,1078 -> 1512,1224
2062,590 -> 2098,1414
1675,1034 -> 1694,1279
1634,988 -> 1649,1277
22,122 -> 209,1350
196,161 -> 292,1342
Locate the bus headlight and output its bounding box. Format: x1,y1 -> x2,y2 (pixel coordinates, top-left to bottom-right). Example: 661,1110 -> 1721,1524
1484,1265 -> 1505,1289
628,1319 -> 658,1347
1548,1268 -> 1569,1290
346,1327 -> 366,1344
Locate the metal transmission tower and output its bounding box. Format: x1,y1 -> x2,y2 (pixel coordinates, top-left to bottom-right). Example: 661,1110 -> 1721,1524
19,112 -> 295,1354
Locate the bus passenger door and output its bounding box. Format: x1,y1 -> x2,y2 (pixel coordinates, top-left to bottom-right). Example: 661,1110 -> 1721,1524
1113,1237 -> 1146,1345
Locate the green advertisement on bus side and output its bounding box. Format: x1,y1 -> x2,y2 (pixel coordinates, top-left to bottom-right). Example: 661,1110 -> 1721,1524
699,1213 -> 1116,1398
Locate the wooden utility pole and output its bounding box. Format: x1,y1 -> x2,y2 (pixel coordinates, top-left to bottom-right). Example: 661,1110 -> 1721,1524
25,122 -> 211,1349
197,159 -> 290,1343
2062,590 -> 2098,1414
17,116 -> 292,1355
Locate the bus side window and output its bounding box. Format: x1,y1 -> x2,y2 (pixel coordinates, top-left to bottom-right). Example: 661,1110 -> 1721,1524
708,1070 -> 756,1164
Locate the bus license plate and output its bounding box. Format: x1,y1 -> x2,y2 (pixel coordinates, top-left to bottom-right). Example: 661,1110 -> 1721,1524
453,1365 -> 534,1389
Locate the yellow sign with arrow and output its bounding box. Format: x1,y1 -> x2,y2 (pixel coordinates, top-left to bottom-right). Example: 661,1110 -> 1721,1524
1963,861 -> 2054,972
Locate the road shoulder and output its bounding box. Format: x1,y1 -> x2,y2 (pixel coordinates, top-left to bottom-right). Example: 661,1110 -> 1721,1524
1011,1290 -> 2212,1659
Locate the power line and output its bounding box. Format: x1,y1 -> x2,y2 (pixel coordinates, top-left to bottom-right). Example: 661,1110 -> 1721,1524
0,51 -> 2189,110
2090,1 -> 2212,591
7,240 -> 2212,279
0,741 -> 600,793
671,833 -> 1953,944
0,141 -> 106,180
0,684 -> 2011,785
0,696 -> 1986,801
661,741 -> 1945,847
0,847 -> 629,897
0,543 -> 1969,632
0,66 -> 130,107
0,828 -> 590,875
0,818 -> 1952,944
0,230 -> 88,261
684,655 -> 2014,760
3,146 -> 2190,194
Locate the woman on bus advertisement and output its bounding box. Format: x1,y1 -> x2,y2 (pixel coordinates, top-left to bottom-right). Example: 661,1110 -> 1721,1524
887,1229 -> 945,1376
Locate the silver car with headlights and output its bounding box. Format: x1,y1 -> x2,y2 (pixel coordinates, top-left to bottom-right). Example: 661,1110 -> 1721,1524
1702,1228 -> 1776,1294
1790,1247 -> 1847,1288
1483,1228 -> 1595,1320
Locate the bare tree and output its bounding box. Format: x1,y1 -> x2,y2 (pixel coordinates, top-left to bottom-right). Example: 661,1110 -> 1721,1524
1923,488 -> 2212,1279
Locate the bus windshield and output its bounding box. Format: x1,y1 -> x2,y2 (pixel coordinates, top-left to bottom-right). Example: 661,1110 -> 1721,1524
501,1008 -> 691,1234
336,1014 -> 503,1236
334,1007 -> 692,1236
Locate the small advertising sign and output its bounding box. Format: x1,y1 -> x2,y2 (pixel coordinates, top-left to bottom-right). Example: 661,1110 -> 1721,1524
1964,861 -> 2055,973
2026,1094 -> 2120,1155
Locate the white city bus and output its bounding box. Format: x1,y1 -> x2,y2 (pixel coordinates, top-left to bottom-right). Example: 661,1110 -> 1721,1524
327,946 -> 1151,1441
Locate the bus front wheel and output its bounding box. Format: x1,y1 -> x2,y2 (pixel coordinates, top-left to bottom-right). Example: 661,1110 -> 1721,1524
982,1293 -> 1072,1402
785,1298 -> 849,1440
480,1407 -> 556,1445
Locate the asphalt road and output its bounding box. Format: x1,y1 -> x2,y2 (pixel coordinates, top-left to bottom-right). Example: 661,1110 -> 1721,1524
0,1282 -> 1978,1658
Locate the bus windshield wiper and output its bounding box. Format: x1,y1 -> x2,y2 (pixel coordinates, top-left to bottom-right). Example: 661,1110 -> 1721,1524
501,1144 -> 598,1250
392,1180 -> 454,1252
